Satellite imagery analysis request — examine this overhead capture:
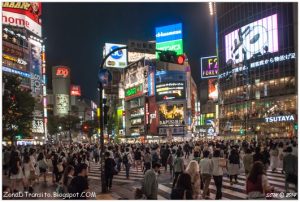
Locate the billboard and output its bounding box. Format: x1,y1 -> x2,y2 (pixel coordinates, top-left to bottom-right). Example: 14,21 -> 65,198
155,23 -> 183,43
104,43 -> 127,68
70,85 -> 81,96
201,56 -> 218,78
2,2 -> 42,37
155,23 -> 183,58
124,58 -> 148,92
125,84 -> 143,101
225,14 -> 278,65
55,66 -> 70,78
128,52 -> 156,63
156,82 -> 185,101
55,94 -> 69,115
159,104 -> 184,125
208,79 -> 218,101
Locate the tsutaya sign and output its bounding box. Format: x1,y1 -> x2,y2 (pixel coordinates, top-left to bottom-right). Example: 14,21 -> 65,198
265,115 -> 295,123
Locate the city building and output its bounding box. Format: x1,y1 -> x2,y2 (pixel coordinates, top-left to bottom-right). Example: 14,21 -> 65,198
2,2 -> 47,144
217,3 -> 298,140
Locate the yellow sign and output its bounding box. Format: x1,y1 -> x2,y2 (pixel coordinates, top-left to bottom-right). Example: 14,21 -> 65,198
2,2 -> 31,10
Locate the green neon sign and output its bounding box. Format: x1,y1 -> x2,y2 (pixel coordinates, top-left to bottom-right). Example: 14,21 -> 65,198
156,39 -> 183,58
125,84 -> 143,97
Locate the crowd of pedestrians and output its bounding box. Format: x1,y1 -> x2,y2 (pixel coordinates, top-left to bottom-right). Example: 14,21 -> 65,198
2,137 -> 298,200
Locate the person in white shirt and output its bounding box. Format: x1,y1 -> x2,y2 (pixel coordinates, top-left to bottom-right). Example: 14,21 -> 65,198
122,147 -> 133,179
199,150 -> 213,199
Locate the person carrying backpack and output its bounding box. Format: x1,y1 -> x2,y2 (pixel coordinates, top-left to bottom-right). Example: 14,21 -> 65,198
122,148 -> 133,179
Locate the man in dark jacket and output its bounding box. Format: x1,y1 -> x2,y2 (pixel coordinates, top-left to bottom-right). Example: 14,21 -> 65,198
104,152 -> 116,191
283,147 -> 298,193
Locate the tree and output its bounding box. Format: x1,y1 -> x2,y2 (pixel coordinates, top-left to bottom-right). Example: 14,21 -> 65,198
3,74 -> 35,144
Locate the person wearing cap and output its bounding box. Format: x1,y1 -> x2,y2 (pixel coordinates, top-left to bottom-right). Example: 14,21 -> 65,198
143,162 -> 161,199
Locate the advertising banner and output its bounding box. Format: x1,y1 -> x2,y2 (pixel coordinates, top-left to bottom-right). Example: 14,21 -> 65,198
155,23 -> 183,43
124,58 -> 148,92
201,56 -> 218,78
55,94 -> 69,115
104,43 -> 127,68
2,2 -> 42,36
225,14 -> 278,66
128,52 -> 156,63
208,79 -> 218,101
125,84 -> 143,101
156,82 -> 185,101
70,85 -> 81,96
156,39 -> 183,58
159,104 -> 184,125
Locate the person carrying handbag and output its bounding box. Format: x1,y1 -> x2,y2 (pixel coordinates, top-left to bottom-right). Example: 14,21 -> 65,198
171,173 -> 193,199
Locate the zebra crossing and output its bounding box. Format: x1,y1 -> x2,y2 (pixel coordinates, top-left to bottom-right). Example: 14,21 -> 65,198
88,162 -> 145,184
88,162 -> 296,200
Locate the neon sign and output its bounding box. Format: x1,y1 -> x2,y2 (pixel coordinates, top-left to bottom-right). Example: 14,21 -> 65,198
265,115 -> 295,123
70,85 -> 81,96
201,56 -> 218,78
125,84 -> 143,98
56,67 -> 69,78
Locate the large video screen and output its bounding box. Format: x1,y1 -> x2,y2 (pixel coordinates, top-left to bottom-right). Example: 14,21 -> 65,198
225,14 -> 278,65
156,82 -> 185,101
159,104 -> 184,125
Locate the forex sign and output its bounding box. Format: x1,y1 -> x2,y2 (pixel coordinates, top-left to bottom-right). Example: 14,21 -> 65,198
225,14 -> 278,66
201,56 -> 218,78
156,82 -> 185,101
159,104 -> 184,126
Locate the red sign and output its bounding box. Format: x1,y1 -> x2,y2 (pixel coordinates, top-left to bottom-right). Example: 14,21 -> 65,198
56,67 -> 69,78
70,85 -> 81,96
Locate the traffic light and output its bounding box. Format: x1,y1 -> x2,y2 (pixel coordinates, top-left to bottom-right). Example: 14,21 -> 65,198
294,123 -> 298,130
158,51 -> 185,65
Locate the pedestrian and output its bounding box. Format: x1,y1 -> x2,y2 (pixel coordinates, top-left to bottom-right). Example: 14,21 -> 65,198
143,148 -> 152,174
61,165 -> 74,193
246,161 -> 273,199
283,146 -> 298,192
122,147 -> 133,179
104,151 -> 116,191
185,160 -> 200,199
262,147 -> 270,171
134,148 -> 142,171
53,154 -> 63,183
161,145 -> 170,172
114,148 -> 122,172
212,150 -> 224,200
184,141 -> 190,159
193,143 -> 201,163
143,162 -> 161,199
10,154 -> 26,192
228,148 -> 240,185
292,142 -> 298,157
37,152 -> 48,183
68,163 -> 89,199
253,147 -> 263,163
243,148 -> 253,176
199,150 -> 213,199
170,173 -> 193,199
270,145 -> 279,172
172,150 -> 185,188
3,148 -> 10,176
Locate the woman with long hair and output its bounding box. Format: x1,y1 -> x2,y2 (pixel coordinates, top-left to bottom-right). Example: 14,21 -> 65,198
246,161 -> 274,199
10,154 -> 26,192
170,173 -> 193,199
185,160 -> 200,199
227,148 -> 240,185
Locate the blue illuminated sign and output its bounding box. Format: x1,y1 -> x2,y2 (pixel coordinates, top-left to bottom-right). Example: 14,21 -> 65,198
110,45 -> 123,59
155,23 -> 182,43
2,66 -> 31,78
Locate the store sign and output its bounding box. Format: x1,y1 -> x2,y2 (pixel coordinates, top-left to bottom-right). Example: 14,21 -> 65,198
70,85 -> 81,96
225,14 -> 278,65
128,52 -> 156,62
2,66 -> 31,78
56,67 -> 69,78
32,118 -> 44,133
156,82 -> 185,101
155,23 -> 183,43
159,104 -> 184,125
56,94 -> 69,115
218,52 -> 296,79
156,40 -> 183,58
3,54 -> 28,65
208,79 -> 218,101
158,126 -> 184,135
128,40 -> 156,54
130,107 -> 144,118
104,43 -> 127,68
145,103 -> 149,124
2,10 -> 42,37
265,115 -> 295,123
125,84 -> 143,99
31,73 -> 42,95
201,56 -> 218,78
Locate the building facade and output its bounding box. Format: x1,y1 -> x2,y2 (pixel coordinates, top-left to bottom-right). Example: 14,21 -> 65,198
217,3 -> 298,139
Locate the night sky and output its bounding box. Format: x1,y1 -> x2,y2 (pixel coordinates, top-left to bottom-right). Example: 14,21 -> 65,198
42,3 -> 216,101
